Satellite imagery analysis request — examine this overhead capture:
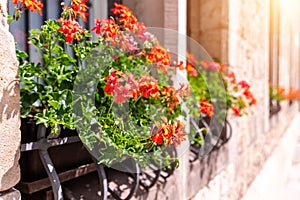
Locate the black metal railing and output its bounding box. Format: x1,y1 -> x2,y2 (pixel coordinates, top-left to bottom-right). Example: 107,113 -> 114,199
189,117 -> 232,163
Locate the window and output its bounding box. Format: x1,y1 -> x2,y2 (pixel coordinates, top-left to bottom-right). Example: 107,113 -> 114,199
269,0 -> 281,116
8,0 -> 120,60
269,0 -> 280,86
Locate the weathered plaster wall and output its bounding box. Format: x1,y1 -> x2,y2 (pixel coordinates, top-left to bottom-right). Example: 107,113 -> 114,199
0,0 -> 21,192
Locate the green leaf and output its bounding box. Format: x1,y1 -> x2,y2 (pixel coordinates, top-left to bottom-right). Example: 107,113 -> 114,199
7,15 -> 14,24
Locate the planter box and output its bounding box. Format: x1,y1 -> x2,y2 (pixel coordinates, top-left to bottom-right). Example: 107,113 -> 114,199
190,116 -> 232,162
17,118 -> 141,200
19,118 -> 93,183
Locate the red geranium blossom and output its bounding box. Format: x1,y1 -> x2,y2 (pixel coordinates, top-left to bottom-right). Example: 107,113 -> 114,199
227,71 -> 236,83
71,0 -> 89,22
176,61 -> 185,70
104,71 -> 119,95
114,86 -> 129,103
13,0 -> 44,15
147,46 -> 170,72
199,98 -> 214,117
161,86 -> 179,113
238,80 -> 250,90
231,106 -> 241,116
57,19 -> 85,43
151,133 -> 163,145
176,61 -> 197,76
186,63 -> 197,76
92,18 -> 120,39
287,87 -> 300,100
244,89 -> 256,105
138,75 -> 160,99
111,2 -> 138,31
151,118 -> 186,146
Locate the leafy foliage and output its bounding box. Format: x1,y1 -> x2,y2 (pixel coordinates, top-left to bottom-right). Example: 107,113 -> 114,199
16,1 -> 194,168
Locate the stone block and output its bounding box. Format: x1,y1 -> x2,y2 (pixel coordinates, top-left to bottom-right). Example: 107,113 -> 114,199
0,189 -> 21,200
0,0 -> 21,192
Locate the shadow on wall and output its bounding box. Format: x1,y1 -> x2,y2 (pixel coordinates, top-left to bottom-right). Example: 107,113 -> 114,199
191,144 -> 230,191
0,78 -> 19,123
0,148 -> 20,191
131,143 -> 230,199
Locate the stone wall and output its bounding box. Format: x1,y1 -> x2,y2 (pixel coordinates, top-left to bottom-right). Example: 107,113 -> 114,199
125,0 -> 300,199
0,0 -> 21,193
189,0 -> 300,199
278,0 -> 300,88
0,0 -> 298,199
187,0 -> 229,62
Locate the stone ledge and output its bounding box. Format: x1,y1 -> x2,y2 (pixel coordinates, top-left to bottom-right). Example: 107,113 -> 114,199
0,189 -> 21,200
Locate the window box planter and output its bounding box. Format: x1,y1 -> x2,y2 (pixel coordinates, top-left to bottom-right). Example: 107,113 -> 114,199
16,119 -> 108,200
17,119 -> 143,200
189,116 -> 232,162
269,100 -> 281,117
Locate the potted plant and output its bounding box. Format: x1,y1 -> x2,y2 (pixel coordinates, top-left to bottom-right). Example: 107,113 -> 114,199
269,83 -> 300,117
178,53 -> 256,159
13,1 -> 195,198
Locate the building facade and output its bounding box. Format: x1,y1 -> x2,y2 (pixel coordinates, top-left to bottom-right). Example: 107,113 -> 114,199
0,0 -> 300,199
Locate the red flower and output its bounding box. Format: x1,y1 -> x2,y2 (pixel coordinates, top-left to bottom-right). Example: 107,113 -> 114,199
104,71 -> 119,95
284,87 -> 300,100
123,74 -> 140,99
161,86 -> 179,113
276,86 -> 286,99
176,61 -> 197,76
138,75 -> 160,99
238,80 -> 250,90
244,89 -> 256,105
290,88 -> 300,100
92,18 -> 120,38
220,64 -> 227,71
146,46 -> 170,72
57,19 -> 85,43
231,107 -> 241,116
114,86 -> 129,103
151,133 -> 163,145
111,3 -> 138,31
171,120 -> 186,146
250,97 -> 257,105
71,0 -> 89,22
176,61 -> 185,70
294,89 -> 300,99
186,63 -> 197,76
199,98 -> 214,117
227,71 -> 236,83
151,118 -> 186,146
15,0 -> 44,15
